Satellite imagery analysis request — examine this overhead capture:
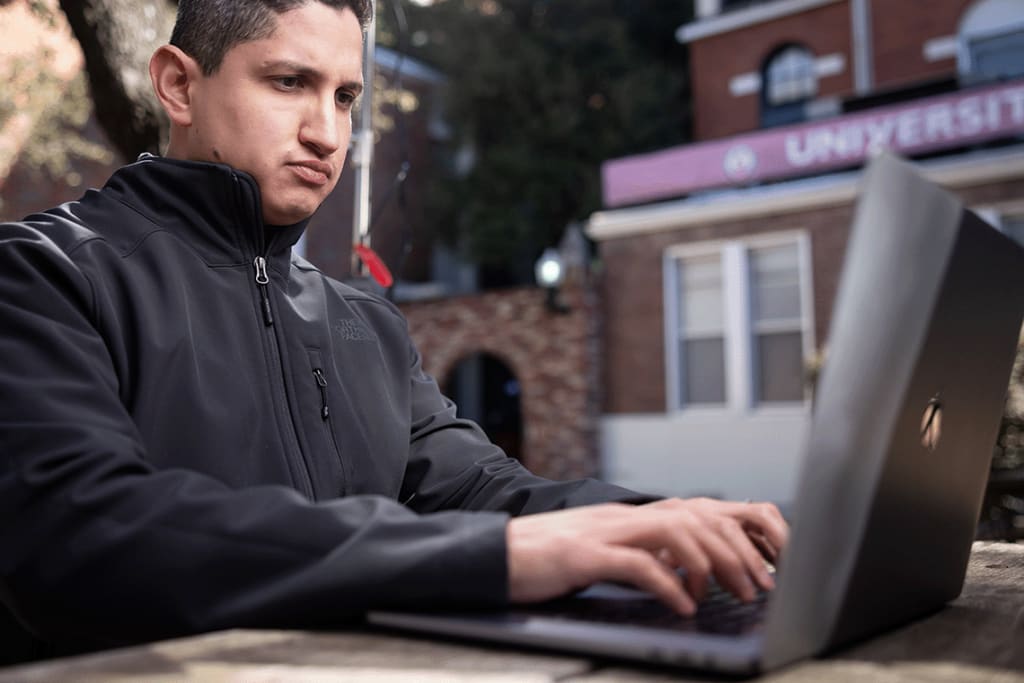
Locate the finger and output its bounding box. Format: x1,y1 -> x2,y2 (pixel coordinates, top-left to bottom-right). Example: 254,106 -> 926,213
709,500 -> 789,562
628,502 -> 755,602
736,502 -> 790,555
691,522 -> 758,602
655,548 -> 674,567
717,517 -> 776,593
592,546 -> 697,616
651,520 -> 712,603
749,531 -> 779,564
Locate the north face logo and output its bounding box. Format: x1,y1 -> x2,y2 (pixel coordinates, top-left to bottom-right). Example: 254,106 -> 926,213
334,318 -> 376,342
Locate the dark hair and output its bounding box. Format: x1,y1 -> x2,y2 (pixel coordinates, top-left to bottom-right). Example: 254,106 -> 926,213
170,0 -> 373,76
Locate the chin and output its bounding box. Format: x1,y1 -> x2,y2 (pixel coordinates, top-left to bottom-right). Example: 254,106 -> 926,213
264,205 -> 318,226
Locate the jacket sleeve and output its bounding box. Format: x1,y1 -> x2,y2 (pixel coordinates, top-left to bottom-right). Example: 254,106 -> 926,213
398,333 -> 655,517
0,224 -> 509,650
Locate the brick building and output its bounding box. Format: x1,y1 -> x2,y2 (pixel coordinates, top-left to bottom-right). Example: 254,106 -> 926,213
587,0 -> 1024,502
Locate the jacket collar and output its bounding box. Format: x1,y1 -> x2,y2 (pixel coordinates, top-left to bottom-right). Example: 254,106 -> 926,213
103,154 -> 309,274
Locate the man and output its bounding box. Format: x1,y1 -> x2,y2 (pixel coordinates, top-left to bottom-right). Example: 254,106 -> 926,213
0,0 -> 786,659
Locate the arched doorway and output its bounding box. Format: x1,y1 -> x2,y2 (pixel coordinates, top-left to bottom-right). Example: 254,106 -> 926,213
443,352 -> 523,462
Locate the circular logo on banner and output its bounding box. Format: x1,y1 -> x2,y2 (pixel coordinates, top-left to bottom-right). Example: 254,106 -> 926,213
723,144 -> 757,181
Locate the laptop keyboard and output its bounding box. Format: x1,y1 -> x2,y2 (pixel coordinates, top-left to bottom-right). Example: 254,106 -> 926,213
520,583 -> 768,635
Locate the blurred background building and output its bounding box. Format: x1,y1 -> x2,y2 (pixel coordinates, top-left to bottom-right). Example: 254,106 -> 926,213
588,0 -> 1024,503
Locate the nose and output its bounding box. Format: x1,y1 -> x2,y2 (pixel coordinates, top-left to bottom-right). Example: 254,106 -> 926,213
299,95 -> 343,157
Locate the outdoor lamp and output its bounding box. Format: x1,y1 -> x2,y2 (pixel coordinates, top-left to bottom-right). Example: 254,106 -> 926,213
534,247 -> 569,313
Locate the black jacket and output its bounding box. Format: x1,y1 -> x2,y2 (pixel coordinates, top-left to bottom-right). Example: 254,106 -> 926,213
0,155 -> 642,654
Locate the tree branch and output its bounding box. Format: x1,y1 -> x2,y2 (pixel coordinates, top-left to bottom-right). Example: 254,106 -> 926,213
58,0 -> 177,160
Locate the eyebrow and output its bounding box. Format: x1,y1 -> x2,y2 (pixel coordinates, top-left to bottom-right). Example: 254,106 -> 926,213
261,59 -> 364,94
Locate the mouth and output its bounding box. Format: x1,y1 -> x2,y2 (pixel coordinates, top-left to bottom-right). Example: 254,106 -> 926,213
288,160 -> 333,186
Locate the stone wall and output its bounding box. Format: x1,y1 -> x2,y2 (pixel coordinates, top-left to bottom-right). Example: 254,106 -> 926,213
398,282 -> 602,481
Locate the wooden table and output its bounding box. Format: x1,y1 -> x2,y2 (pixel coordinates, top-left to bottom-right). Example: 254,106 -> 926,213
2,542 -> 1022,682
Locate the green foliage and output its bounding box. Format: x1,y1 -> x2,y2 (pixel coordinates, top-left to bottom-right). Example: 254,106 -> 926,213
386,0 -> 693,270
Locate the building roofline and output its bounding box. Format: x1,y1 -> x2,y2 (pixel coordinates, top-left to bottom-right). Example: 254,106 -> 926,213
676,0 -> 843,44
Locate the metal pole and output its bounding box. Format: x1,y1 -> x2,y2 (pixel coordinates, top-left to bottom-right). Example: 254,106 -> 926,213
351,7 -> 376,275
850,0 -> 874,96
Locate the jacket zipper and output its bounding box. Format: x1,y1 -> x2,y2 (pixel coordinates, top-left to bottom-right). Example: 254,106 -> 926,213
235,173 -> 314,499
253,256 -> 274,326
312,362 -> 348,494
313,368 -> 330,419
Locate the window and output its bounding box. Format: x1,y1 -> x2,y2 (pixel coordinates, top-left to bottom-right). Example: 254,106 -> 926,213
665,234 -> 813,411
959,0 -> 1024,83
761,44 -> 817,128
676,255 -> 727,405
749,245 -> 805,402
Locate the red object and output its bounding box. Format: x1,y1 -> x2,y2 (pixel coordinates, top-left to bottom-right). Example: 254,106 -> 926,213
353,244 -> 394,288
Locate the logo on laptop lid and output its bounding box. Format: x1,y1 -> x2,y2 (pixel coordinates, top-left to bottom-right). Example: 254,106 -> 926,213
920,395 -> 943,451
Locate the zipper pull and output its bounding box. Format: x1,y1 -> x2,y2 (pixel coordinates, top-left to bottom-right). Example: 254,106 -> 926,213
313,368 -> 330,420
253,256 -> 274,326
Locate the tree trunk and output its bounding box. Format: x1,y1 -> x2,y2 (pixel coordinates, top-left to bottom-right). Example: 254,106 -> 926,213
58,0 -> 177,160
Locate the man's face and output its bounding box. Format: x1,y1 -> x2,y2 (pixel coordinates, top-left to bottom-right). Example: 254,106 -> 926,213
184,3 -> 364,225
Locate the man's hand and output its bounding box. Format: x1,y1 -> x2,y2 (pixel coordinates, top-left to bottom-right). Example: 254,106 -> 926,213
506,498 -> 788,616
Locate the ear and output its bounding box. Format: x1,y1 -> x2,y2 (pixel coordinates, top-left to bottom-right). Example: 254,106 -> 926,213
149,45 -> 200,128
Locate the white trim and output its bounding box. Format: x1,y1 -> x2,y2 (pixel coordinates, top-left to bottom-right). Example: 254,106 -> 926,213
815,53 -> 846,78
958,0 -> 1024,75
723,243 -> 750,410
797,231 -> 817,357
850,0 -> 874,94
696,0 -> 720,20
924,35 -> 959,62
587,145 -> 1024,241
663,251 -> 681,411
676,0 -> 843,44
730,72 -> 762,97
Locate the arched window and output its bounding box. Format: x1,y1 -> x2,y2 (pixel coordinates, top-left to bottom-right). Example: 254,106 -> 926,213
959,0 -> 1024,83
761,44 -> 817,128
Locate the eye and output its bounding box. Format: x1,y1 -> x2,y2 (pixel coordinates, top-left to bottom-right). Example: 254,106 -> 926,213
336,89 -> 357,108
274,76 -> 302,91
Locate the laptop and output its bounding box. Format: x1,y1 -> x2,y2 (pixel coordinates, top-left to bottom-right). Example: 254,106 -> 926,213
368,153 -> 1024,675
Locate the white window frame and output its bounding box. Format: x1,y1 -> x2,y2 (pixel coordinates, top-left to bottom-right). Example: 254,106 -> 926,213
764,45 -> 818,106
664,231 -> 815,414
957,0 -> 1024,80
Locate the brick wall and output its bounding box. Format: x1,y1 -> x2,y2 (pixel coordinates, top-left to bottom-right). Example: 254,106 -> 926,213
872,0 -> 974,91
688,0 -> 979,142
399,281 -> 603,481
690,1 -> 854,141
